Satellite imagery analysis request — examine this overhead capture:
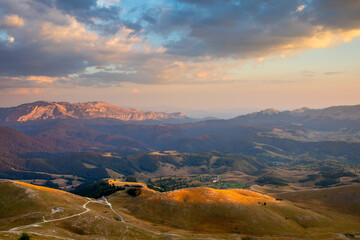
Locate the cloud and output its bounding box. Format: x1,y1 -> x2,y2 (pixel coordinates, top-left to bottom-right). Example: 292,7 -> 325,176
304,0 -> 360,30
132,88 -> 140,94
0,1 -> 162,79
324,71 -> 345,75
296,5 -> 305,13
0,88 -> 44,95
0,14 -> 25,27
150,0 -> 360,59
97,0 -> 121,8
0,75 -> 67,90
0,0 -> 360,89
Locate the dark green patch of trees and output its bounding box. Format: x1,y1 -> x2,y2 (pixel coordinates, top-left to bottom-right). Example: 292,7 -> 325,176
299,174 -> 320,183
44,180 -> 59,189
18,232 -> 30,240
72,180 -> 125,198
255,176 -> 288,186
315,179 -> 340,187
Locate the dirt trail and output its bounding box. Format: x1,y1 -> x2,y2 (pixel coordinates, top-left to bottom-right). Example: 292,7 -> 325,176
2,197 -> 216,240
8,200 -> 92,232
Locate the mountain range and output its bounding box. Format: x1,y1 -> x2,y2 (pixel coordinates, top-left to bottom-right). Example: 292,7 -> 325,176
0,101 -> 190,124
0,101 -> 360,182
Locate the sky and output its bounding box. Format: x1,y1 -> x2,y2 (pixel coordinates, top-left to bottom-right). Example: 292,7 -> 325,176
0,0 -> 359,118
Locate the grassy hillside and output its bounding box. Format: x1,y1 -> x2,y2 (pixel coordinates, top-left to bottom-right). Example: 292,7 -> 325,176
276,184 -> 360,216
0,181 -> 178,239
109,186 -> 360,238
1,180 -> 360,239
0,181 -> 85,231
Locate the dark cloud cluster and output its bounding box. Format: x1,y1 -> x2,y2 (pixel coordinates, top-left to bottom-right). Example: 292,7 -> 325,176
0,0 -> 360,89
305,0 -> 360,30
37,0 -> 124,34
146,0 -> 360,58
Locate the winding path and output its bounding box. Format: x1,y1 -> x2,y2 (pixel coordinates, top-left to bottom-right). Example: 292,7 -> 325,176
8,200 -> 92,232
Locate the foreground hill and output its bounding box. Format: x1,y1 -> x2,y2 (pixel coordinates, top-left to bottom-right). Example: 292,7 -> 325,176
1,181 -> 360,239
0,181 -> 85,231
0,101 -> 190,124
276,184 -> 360,216
0,180 -> 168,239
109,184 -> 360,239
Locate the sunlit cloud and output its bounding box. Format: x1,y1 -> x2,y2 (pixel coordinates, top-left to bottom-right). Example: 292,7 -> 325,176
0,88 -> 44,95
132,88 -> 140,94
26,76 -> 66,83
296,5 -> 305,13
0,14 -> 25,27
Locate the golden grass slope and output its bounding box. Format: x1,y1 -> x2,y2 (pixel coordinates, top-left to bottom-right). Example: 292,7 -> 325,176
110,186 -> 339,236
2,180 -> 360,239
276,184 -> 360,215
0,181 -> 86,231
0,181 -> 172,240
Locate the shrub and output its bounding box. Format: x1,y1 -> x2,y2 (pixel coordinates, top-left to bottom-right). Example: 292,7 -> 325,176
18,232 -> 30,240
127,188 -> 141,197
315,179 -> 339,187
125,176 -> 138,182
255,176 -> 288,186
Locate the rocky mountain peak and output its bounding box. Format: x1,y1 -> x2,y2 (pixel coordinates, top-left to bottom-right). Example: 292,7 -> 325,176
1,101 -> 189,123
259,108 -> 279,115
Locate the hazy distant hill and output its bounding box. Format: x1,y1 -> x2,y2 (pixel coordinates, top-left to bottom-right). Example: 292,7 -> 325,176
0,126 -> 148,180
0,101 -> 191,124
233,105 -> 360,130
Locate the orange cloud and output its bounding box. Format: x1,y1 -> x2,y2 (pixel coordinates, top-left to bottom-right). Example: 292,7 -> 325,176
40,18 -> 98,44
38,16 -> 163,64
296,5 -> 305,13
150,59 -> 242,84
266,28 -> 360,60
0,75 -> 65,85
26,76 -> 65,83
0,88 -> 44,95
132,88 -> 140,94
1,14 -> 24,27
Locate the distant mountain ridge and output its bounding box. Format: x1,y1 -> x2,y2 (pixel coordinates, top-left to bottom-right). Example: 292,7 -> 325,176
232,104 -> 360,131
235,104 -> 360,121
0,101 -> 189,123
